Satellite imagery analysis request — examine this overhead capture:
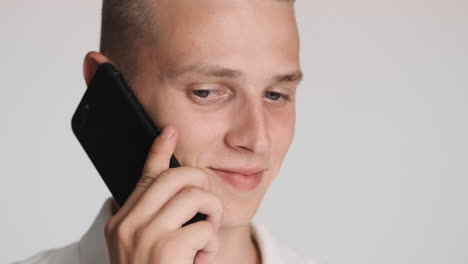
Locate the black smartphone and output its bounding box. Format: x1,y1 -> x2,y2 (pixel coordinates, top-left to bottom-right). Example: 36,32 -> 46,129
71,62 -> 206,227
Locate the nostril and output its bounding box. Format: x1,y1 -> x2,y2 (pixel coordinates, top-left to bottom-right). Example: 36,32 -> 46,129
238,145 -> 252,152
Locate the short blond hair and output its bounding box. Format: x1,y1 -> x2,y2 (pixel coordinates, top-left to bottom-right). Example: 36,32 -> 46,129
99,0 -> 295,85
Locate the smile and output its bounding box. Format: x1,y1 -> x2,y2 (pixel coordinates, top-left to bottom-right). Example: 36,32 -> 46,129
209,167 -> 264,192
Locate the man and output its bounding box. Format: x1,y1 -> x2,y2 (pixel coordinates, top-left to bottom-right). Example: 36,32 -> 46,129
15,0 -> 315,263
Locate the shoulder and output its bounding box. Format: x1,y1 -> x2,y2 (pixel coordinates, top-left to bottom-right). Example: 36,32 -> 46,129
12,198 -> 114,264
11,242 -> 80,264
250,220 -> 320,264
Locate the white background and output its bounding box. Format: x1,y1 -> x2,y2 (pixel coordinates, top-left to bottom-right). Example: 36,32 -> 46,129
1,0 -> 467,263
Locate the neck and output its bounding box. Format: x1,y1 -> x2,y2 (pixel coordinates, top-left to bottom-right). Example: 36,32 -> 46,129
213,223 -> 262,264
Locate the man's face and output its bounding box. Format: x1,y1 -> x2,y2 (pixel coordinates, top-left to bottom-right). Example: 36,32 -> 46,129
131,0 -> 301,227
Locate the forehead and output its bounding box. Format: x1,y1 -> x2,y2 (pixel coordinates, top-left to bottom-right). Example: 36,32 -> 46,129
150,0 -> 300,81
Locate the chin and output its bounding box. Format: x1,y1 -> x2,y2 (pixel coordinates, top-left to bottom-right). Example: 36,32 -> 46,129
219,208 -> 257,228
204,167 -> 275,228
211,183 -> 268,229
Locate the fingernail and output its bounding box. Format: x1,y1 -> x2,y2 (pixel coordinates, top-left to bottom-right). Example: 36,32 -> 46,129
161,125 -> 176,139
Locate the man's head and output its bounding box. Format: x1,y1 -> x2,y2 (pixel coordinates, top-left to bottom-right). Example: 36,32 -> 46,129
84,0 -> 302,228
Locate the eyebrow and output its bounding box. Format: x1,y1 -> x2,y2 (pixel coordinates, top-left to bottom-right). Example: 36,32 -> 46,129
165,63 -> 303,84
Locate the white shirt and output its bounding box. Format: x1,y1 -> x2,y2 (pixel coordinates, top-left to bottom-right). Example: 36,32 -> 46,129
13,198 -> 317,264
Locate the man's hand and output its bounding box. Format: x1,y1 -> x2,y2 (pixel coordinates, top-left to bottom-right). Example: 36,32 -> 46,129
104,125 -> 224,264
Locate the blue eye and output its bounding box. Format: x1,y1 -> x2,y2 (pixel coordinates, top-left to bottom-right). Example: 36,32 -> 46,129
193,90 -> 212,98
265,91 -> 281,101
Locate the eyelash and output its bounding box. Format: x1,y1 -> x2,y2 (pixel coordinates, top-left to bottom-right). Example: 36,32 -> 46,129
265,91 -> 291,102
192,89 -> 224,99
192,89 -> 291,102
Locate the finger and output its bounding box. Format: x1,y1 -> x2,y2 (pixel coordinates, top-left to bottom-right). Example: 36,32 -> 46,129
126,167 -> 212,223
113,125 -> 177,220
141,125 -> 177,180
176,221 -> 219,264
150,186 -> 223,232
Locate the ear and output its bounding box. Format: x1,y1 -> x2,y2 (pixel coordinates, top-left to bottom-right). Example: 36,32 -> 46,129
83,51 -> 111,86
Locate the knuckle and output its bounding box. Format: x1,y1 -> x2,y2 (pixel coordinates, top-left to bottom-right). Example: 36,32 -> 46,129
182,185 -> 204,198
157,167 -> 177,182
198,220 -> 216,236
104,217 -> 116,237
157,167 -> 211,191
114,219 -> 133,244
133,227 -> 145,243
136,173 -> 154,188
193,167 -> 211,187
202,191 -> 223,212
133,227 -> 152,249
214,195 -> 224,211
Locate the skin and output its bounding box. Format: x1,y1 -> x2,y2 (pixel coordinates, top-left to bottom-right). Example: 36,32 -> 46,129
83,0 -> 301,263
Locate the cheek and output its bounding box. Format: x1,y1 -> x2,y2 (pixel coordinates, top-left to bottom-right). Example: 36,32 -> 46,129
174,116 -> 219,166
269,106 -> 296,152
265,108 -> 295,185
149,93 -> 229,166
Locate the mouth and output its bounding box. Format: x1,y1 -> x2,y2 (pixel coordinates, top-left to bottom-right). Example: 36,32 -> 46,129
208,167 -> 264,192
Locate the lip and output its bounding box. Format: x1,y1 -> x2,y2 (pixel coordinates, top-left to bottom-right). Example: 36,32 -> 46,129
209,167 -> 264,192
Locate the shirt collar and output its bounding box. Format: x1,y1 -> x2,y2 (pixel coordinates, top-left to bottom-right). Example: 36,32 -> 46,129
78,197 -> 285,264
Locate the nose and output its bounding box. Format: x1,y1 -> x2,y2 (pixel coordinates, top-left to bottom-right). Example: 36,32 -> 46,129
224,100 -> 272,154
